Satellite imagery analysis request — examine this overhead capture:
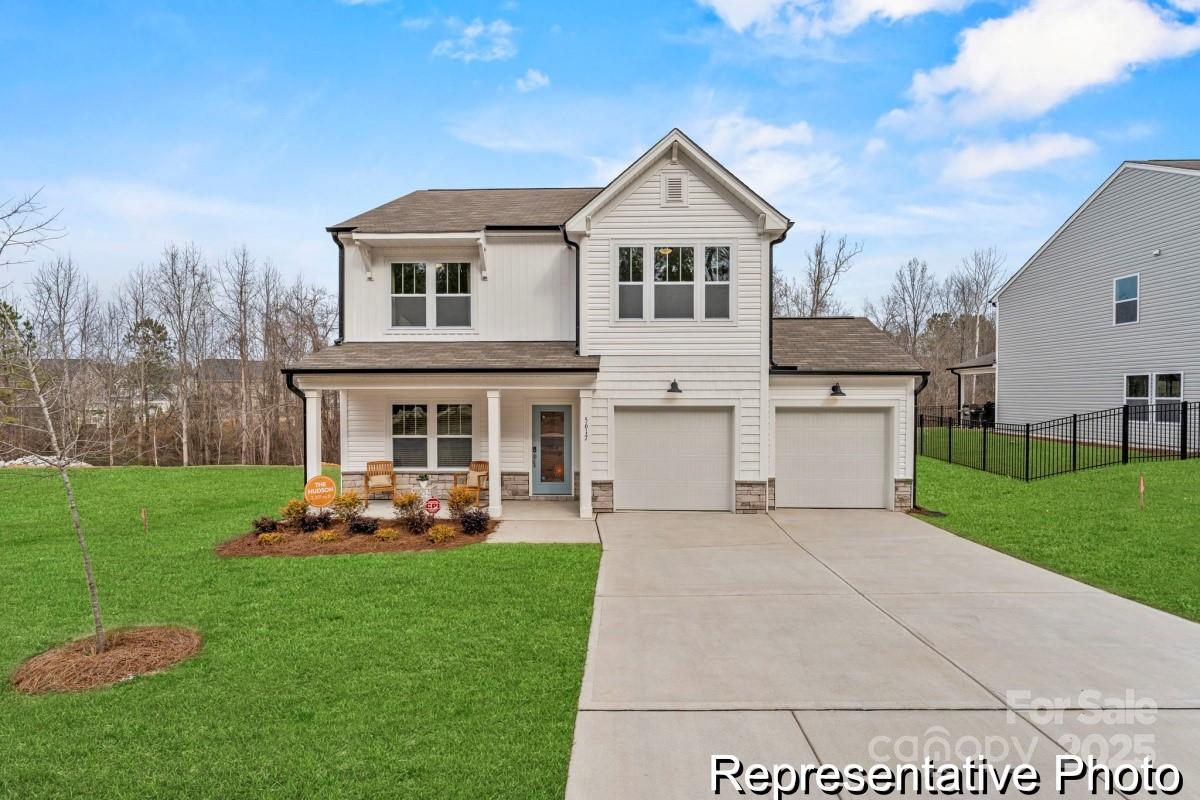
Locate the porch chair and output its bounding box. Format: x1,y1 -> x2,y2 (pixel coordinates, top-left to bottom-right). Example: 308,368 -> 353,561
453,460 -> 490,507
364,460 -> 397,500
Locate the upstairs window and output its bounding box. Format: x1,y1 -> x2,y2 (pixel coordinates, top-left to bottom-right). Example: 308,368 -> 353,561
435,263 -> 471,327
617,246 -> 644,320
1114,274 -> 1138,325
704,246 -> 731,320
391,263 -> 426,327
653,246 -> 694,319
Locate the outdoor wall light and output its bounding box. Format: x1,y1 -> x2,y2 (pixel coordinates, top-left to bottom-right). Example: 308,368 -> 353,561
667,379 -> 683,393
830,383 -> 846,397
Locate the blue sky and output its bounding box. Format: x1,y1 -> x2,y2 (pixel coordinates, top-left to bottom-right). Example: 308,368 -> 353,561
2,0 -> 1198,306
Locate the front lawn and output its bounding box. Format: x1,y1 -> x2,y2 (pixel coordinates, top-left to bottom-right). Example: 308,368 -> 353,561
916,456 -> 1200,622
0,467 -> 599,800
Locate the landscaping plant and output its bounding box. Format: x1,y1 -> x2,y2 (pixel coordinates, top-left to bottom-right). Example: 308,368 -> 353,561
402,509 -> 435,536
310,530 -> 341,543
427,523 -> 457,544
257,532 -> 285,545
347,516 -> 380,535
281,498 -> 308,528
447,485 -> 476,519
459,508 -> 490,536
252,516 -> 279,534
393,490 -> 421,514
295,513 -> 322,532
313,509 -> 335,529
374,527 -> 402,541
330,491 -> 366,522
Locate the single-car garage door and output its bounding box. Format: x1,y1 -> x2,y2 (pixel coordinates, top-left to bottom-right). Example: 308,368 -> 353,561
614,407 -> 733,511
774,408 -> 890,509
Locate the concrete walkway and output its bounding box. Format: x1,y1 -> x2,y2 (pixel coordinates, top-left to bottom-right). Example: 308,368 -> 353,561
566,510 -> 1200,799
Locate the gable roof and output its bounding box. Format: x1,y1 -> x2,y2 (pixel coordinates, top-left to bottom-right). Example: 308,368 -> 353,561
995,159 -> 1200,301
329,187 -> 602,233
565,128 -> 791,236
771,317 -> 926,374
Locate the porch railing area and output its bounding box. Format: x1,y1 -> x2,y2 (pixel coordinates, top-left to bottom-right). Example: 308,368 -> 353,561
917,401 -> 1200,481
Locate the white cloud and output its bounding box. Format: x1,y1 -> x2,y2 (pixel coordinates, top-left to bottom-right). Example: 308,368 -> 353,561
694,112 -> 837,199
893,0 -> 1200,124
863,136 -> 888,156
941,132 -> 1096,181
515,68 -> 550,92
696,0 -> 969,38
433,18 -> 517,62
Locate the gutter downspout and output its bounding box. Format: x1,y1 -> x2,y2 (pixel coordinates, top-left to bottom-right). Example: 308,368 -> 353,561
912,372 -> 930,510
284,370 -> 307,490
767,224 -> 793,368
562,226 -> 581,355
329,231 -> 346,345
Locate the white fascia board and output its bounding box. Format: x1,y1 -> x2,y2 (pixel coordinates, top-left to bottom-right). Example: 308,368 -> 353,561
349,231 -> 483,243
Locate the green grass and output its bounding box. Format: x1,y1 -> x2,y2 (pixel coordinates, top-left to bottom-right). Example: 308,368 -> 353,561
919,427 -> 1128,479
917,456 -> 1200,622
0,466 -> 600,799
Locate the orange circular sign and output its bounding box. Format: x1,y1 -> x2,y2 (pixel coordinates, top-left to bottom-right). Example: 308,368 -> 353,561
303,475 -> 337,507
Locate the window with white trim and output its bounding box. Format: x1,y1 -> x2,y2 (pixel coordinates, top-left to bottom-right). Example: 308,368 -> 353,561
392,404 -> 428,467
1125,372 -> 1182,423
436,404 -> 473,468
653,245 -> 694,319
391,263 -> 426,327
391,403 -> 474,469
1114,274 -> 1138,325
435,263 -> 471,327
704,246 -> 731,320
617,246 -> 644,320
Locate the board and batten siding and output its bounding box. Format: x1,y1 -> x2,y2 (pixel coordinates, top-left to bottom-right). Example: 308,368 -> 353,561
997,166 -> 1200,424
340,234 -> 575,342
580,159 -> 771,482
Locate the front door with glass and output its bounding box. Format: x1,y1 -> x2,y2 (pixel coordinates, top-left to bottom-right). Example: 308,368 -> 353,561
531,405 -> 572,495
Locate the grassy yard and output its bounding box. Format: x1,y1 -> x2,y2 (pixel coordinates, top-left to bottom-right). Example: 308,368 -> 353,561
917,456 -> 1200,622
0,467 -> 600,800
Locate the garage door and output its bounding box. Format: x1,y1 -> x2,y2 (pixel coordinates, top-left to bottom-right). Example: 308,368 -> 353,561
774,408 -> 890,508
614,408 -> 733,511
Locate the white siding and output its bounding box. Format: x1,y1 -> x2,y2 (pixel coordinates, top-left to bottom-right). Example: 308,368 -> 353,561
342,234 -> 574,342
997,167 -> 1200,423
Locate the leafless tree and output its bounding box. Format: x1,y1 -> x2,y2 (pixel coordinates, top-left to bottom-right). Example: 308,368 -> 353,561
799,230 -> 861,316
151,243 -> 209,466
771,272 -> 805,317
874,257 -> 939,357
215,246 -> 260,464
0,190 -> 63,273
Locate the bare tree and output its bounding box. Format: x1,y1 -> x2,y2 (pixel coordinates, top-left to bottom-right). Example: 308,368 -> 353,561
152,243 -> 209,466
875,257 -> 939,357
800,230 -> 861,316
0,191 -> 63,272
956,247 -> 1005,404
771,272 -> 805,317
215,246 -> 260,464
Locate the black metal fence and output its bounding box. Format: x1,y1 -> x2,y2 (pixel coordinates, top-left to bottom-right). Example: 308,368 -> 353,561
918,402 -> 1200,480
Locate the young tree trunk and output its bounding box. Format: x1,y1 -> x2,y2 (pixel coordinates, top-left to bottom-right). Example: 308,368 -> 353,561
56,465 -> 107,653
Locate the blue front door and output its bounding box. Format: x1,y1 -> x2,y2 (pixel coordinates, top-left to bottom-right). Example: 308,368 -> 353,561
532,405 -> 572,495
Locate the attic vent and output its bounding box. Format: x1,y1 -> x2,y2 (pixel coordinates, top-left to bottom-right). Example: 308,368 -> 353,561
660,172 -> 688,207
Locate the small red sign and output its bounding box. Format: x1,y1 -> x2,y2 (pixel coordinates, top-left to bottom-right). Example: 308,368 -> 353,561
424,497 -> 441,515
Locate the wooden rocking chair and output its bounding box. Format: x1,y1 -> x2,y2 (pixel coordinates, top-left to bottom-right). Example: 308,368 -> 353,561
453,460 -> 489,507
364,460 -> 396,500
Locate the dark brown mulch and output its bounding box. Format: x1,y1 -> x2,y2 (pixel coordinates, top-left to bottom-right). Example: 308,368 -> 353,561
11,626 -> 203,695
215,519 -> 499,558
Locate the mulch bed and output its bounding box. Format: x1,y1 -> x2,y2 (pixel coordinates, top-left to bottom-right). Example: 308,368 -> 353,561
215,519 -> 499,558
11,626 -> 203,694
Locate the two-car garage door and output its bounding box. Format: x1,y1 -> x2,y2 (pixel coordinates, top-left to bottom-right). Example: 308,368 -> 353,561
613,408 -> 732,511
774,408 -> 890,509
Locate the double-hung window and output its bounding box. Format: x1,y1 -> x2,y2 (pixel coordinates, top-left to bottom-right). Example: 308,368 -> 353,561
392,404 -> 428,467
1125,372 -> 1183,423
1114,274 -> 1139,325
391,403 -> 473,469
704,246 -> 731,319
617,246 -> 644,320
436,263 -> 471,327
653,246 -> 694,319
436,404 -> 473,468
391,263 -> 427,327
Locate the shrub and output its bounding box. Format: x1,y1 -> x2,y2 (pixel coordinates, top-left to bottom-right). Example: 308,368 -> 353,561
257,532 -> 285,545
252,516 -> 279,534
313,509 -> 335,529
427,523 -> 457,544
330,491 -> 366,522
447,486 -> 476,519
310,529 -> 342,543
374,527 -> 401,541
393,490 -> 421,514
401,509 -> 434,536
347,516 -> 380,535
281,498 -> 308,527
296,513 -> 322,533
459,507 -> 491,536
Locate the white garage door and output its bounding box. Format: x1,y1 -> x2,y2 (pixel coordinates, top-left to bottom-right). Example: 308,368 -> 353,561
774,408 -> 890,509
614,408 -> 733,511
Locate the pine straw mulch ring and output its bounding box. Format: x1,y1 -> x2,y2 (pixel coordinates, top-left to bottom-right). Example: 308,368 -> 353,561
11,626 -> 203,695
215,518 -> 500,558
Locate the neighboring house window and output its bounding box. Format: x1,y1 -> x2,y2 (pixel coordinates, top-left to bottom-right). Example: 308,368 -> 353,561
436,404 -> 472,468
653,246 -> 694,319
1114,274 -> 1138,325
704,246 -> 730,320
392,404 -> 428,468
617,246 -> 644,320
1125,372 -> 1183,423
435,263 -> 471,327
391,263 -> 426,327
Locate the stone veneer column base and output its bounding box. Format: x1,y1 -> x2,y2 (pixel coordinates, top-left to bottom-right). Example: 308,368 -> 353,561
501,472 -> 530,500
591,480 -> 614,512
767,478 -> 776,510
894,479 -> 914,511
735,481 -> 768,513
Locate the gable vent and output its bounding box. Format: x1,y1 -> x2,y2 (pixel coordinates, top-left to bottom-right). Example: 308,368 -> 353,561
661,172 -> 688,207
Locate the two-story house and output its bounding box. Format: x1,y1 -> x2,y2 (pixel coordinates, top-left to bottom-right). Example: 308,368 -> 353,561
285,129 -> 927,518
994,160 -> 1200,425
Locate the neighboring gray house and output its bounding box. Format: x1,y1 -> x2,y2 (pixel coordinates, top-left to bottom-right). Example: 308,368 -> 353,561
994,160 -> 1200,425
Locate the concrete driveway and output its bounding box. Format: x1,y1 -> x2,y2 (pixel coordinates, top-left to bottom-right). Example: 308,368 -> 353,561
566,510 -> 1200,799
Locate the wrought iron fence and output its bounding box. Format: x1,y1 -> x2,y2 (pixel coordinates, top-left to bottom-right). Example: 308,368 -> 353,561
918,402 -> 1200,480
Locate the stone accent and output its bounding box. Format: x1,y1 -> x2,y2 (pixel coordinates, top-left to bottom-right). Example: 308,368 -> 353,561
735,481 -> 768,513
341,471 -> 493,503
341,472 -> 364,494
592,480 -> 614,513
894,479 -> 914,511
501,472 -> 529,500
767,478 -> 776,510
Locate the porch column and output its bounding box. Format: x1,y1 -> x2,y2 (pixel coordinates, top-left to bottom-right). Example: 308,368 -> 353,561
579,389 -> 593,518
304,390 -> 322,482
487,390 -> 502,518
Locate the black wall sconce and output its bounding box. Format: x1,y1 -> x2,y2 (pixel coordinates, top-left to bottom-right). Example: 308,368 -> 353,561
667,379 -> 682,393
830,383 -> 846,397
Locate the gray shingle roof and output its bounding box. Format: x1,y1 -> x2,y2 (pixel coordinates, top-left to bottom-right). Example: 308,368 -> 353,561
947,351 -> 995,371
771,317 -> 926,374
330,188 -> 603,233
1132,160 -> 1200,172
285,341 -> 599,373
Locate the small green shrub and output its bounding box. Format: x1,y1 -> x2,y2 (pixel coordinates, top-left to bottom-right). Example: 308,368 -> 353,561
252,516 -> 279,534
374,527 -> 402,541
393,490 -> 421,514
459,508 -> 490,536
310,529 -> 342,543
427,523 -> 457,544
330,491 -> 366,522
281,498 -> 308,527
447,486 -> 476,518
257,532 -> 285,545
347,516 -> 380,535
402,509 -> 434,536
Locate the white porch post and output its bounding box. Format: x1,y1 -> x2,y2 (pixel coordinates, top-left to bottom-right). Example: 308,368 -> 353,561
579,389 -> 593,518
487,390 -> 502,518
304,390 -> 322,481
